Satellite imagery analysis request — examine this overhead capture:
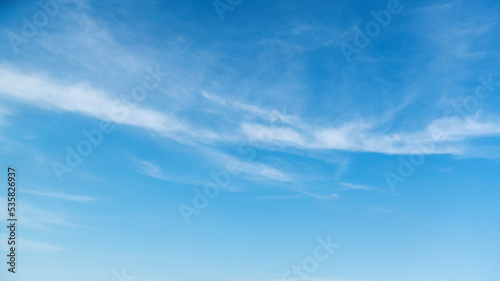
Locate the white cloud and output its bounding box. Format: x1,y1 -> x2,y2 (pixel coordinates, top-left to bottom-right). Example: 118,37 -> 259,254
0,237 -> 64,252
22,189 -> 95,203
255,194 -> 304,200
18,203 -> 88,232
18,239 -> 65,252
2,63 -> 499,159
242,123 -> 305,146
0,65 -> 218,143
339,182 -> 373,190
0,104 -> 12,127
202,148 -> 293,183
300,191 -> 339,200
134,159 -> 164,180
200,91 -> 298,124
240,115 -> 500,156
237,160 -> 292,182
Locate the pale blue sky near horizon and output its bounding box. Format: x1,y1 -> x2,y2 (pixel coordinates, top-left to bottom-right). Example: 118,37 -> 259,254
0,0 -> 500,281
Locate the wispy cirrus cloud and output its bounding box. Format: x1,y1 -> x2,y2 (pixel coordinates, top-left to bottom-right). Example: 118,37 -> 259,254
0,65 -> 219,143
18,239 -> 66,252
131,158 -> 207,186
22,189 -> 96,203
2,1 -> 500,160
339,182 -> 373,191
240,115 -> 500,156
200,91 -> 298,124
206,149 -> 293,183
19,202 -> 89,232
2,64 -> 500,161
134,159 -> 165,180
0,237 -> 65,252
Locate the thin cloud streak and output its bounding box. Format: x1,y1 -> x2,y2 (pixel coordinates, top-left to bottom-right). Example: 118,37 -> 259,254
240,115 -> 500,156
22,189 -> 96,203
0,65 -> 220,143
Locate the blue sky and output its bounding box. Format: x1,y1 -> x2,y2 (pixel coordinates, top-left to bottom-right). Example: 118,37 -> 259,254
0,0 -> 500,280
